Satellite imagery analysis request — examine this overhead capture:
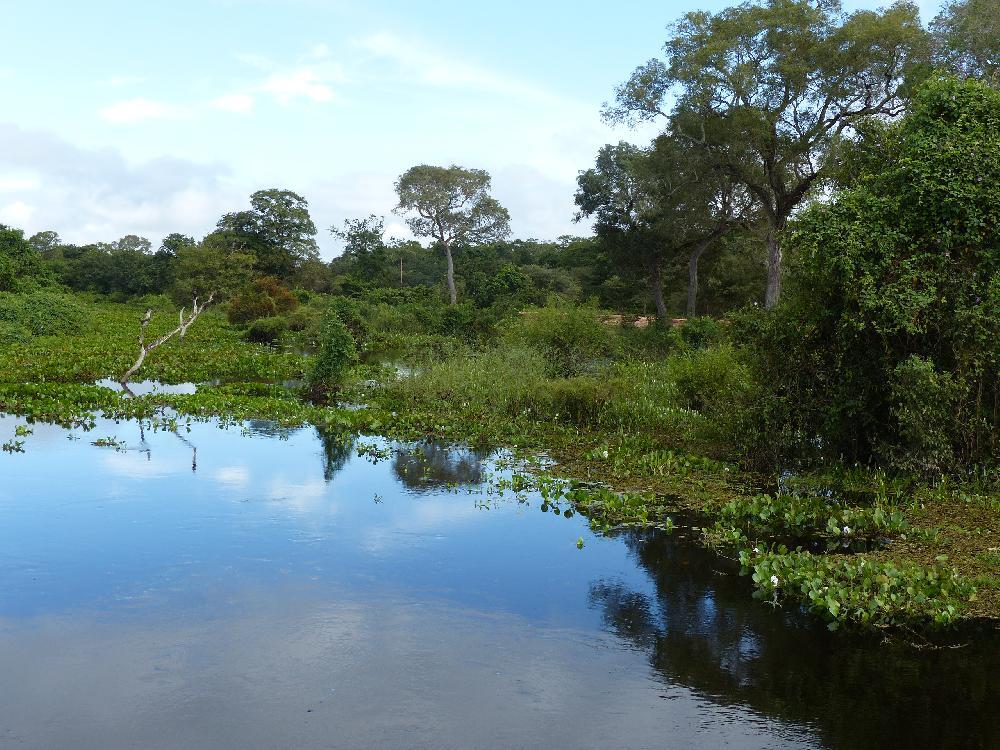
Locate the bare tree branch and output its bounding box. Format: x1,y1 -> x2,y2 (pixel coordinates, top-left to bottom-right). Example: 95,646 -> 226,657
120,294 -> 215,386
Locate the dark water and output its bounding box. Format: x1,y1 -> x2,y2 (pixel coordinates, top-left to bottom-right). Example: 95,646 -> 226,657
0,415 -> 996,750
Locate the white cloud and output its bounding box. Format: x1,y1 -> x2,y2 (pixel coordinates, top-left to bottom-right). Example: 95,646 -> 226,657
357,31 -> 550,101
0,123 -> 238,244
213,93 -> 255,113
0,173 -> 41,192
259,68 -> 338,104
214,466 -> 250,488
0,200 -> 34,224
100,98 -> 190,124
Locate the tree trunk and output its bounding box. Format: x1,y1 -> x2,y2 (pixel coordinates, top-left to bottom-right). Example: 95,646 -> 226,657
649,265 -> 668,322
444,241 -> 457,305
764,223 -> 783,309
687,242 -> 709,318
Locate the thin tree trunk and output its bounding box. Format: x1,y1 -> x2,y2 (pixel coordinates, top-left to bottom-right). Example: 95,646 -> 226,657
765,223 -> 783,309
687,241 -> 710,318
649,265 -> 667,322
444,241 -> 457,305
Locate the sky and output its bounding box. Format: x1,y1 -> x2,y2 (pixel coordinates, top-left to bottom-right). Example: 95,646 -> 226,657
0,0 -> 945,259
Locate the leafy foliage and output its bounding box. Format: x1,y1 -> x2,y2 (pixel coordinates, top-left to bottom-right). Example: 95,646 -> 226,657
743,549 -> 976,630
744,76 -> 1000,472
308,311 -> 357,396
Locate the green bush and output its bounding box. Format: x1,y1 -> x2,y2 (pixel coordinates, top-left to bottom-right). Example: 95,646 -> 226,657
677,317 -> 725,350
245,316 -> 287,344
886,356 -> 964,474
0,321 -> 30,346
505,301 -> 617,376
388,344 -> 549,418
307,311 -> 357,396
0,291 -> 88,336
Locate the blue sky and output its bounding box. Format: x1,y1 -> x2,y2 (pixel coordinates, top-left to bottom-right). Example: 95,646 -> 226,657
0,0 -> 944,258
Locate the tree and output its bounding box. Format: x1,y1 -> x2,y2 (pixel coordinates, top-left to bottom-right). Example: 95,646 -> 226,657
0,225 -> 51,291
745,76 -> 1000,470
931,0 -> 999,83
160,233 -> 196,256
28,231 -> 61,256
330,215 -> 394,286
172,236 -> 255,304
216,189 -> 319,279
575,138 -> 747,319
606,0 -> 927,307
395,165 -> 511,305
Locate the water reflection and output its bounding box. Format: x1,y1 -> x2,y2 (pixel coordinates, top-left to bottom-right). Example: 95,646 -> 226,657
317,428 -> 355,482
0,414 -> 995,749
588,529 -> 1000,750
391,440 -> 487,491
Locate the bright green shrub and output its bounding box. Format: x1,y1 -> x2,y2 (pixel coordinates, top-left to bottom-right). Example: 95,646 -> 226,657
505,301 -> 617,376
308,311 -> 357,396
0,321 -> 30,346
0,291 -> 88,336
677,317 -> 725,350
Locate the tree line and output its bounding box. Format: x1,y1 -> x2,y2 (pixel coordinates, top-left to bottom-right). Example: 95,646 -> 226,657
1,0 -> 996,324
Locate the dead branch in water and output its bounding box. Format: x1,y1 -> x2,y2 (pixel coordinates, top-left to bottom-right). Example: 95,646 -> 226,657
120,294 -> 215,386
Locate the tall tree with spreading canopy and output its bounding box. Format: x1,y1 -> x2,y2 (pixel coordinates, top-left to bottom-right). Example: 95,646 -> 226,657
216,189 -> 319,279
576,137 -> 749,319
931,0 -> 999,83
606,0 -> 927,307
395,165 -> 510,305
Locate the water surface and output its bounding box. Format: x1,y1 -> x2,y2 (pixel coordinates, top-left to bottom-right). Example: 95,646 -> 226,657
0,415 -> 996,749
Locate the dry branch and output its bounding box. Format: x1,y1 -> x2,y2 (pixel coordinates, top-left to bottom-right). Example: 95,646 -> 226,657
120,294 -> 215,386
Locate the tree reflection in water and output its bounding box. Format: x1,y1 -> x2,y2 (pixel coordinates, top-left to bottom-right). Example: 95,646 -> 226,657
391,441 -> 488,492
588,528 -> 1000,750
317,429 -> 356,483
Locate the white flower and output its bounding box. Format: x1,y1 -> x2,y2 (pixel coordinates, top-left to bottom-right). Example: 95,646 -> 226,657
753,546 -> 761,554
770,575 -> 780,587
601,450 -> 609,459
842,526 -> 852,536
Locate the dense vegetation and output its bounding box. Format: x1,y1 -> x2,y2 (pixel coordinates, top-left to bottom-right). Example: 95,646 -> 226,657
2,0 -> 999,634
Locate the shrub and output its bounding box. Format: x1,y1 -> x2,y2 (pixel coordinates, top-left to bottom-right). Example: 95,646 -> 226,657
0,321 -> 30,346
245,316 -> 287,344
0,291 -> 88,336
308,311 -> 357,396
505,301 -> 617,376
677,317 -> 724,350
227,277 -> 299,324
739,76 -> 1000,470
885,356 -> 964,474
389,344 -> 549,418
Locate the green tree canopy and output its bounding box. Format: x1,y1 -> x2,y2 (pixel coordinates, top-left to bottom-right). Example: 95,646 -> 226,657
931,0 -> 999,83
216,189 -> 319,280
748,76 -> 1000,471
576,136 -> 749,318
0,225 -> 51,292
395,165 -> 511,304
607,0 -> 928,307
